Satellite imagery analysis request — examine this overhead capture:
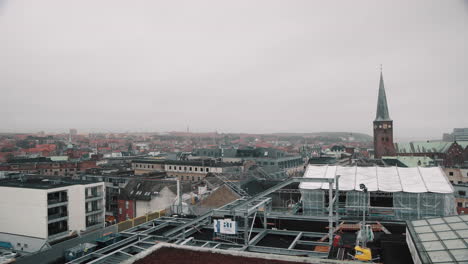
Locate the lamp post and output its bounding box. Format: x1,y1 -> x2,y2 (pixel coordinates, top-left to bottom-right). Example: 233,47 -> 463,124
359,183 -> 368,248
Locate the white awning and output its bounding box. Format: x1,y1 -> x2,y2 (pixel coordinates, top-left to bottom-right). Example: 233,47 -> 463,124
299,165 -> 453,194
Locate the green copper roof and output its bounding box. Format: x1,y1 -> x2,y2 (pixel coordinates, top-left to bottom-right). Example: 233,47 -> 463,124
395,141 -> 453,153
375,72 -> 391,121
382,156 -> 435,167
457,141 -> 468,149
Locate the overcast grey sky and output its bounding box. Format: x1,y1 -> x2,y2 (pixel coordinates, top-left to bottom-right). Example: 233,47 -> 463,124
1,0 -> 467,140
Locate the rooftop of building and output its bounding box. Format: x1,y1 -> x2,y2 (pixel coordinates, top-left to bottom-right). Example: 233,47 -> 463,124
406,214 -> 468,263
300,165 -> 453,194
394,141 -> 456,154
132,158 -> 242,167
128,243 -> 336,264
0,175 -> 99,190
382,156 -> 435,167
120,179 -> 192,201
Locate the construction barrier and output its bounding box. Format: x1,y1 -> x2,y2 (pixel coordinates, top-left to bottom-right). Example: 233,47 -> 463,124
117,220 -> 133,232
133,215 -> 146,226
117,209 -> 166,232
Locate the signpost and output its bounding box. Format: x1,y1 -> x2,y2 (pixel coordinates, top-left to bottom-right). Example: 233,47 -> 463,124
213,219 -> 237,235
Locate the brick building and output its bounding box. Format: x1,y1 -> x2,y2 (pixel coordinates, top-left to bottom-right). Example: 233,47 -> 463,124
394,141 -> 465,167
373,71 -> 396,159
117,180 -> 191,222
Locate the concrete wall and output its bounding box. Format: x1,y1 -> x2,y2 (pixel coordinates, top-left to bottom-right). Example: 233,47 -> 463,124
49,182 -> 105,233
0,182 -> 105,254
0,232 -> 46,253
0,187 -> 47,239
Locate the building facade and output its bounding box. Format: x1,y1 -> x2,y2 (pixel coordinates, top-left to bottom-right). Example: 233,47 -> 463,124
117,180 -> 190,222
395,141 -> 465,167
132,159 -> 243,181
0,177 -> 105,253
0,160 -> 98,177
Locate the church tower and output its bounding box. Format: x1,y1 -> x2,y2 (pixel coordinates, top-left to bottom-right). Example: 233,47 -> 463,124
373,70 -> 396,159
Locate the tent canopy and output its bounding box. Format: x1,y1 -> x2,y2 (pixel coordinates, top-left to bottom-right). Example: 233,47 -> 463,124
299,165 -> 453,194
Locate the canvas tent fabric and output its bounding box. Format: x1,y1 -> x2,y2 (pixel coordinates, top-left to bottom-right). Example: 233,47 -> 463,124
299,165 -> 453,194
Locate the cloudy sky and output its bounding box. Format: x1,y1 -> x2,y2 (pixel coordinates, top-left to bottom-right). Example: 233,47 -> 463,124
0,0 -> 467,140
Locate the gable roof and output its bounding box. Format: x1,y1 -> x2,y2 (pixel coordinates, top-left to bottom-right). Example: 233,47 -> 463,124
395,141 -> 454,154
120,179 -> 191,201
198,185 -> 240,208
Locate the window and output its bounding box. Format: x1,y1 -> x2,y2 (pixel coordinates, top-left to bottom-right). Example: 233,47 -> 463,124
459,191 -> 466,196
458,202 -> 463,207
191,176 -> 194,181
179,166 -> 182,170
169,166 -> 172,170
119,208 -> 122,214
206,168 -> 209,172
449,171 -> 454,176
189,167 -> 192,171
125,201 -> 129,209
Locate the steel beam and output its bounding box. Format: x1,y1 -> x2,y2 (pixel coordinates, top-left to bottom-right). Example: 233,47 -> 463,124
248,229 -> 268,246
247,245 -> 329,257
288,232 -> 302,250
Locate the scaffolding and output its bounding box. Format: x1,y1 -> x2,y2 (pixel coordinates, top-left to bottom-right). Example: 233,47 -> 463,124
301,189 -> 456,220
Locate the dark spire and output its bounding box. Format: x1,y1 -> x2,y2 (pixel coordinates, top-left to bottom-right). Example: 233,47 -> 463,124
375,70 -> 391,121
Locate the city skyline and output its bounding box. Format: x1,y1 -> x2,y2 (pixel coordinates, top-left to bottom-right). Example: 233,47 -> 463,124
1,0 -> 467,139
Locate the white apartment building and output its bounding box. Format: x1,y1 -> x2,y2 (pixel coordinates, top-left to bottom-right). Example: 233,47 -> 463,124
0,176 -> 105,253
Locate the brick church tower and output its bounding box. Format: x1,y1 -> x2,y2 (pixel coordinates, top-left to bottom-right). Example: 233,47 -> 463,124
373,71 -> 396,159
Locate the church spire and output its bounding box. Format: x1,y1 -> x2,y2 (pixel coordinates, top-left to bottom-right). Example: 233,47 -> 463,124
375,69 -> 391,121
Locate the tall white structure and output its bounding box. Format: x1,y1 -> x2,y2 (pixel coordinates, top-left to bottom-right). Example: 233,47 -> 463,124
0,176 -> 105,253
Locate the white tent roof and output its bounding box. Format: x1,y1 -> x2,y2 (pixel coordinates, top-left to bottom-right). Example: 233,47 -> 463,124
299,165 -> 453,194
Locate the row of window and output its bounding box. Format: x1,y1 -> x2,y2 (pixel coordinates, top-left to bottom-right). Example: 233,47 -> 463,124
178,175 -> 202,181
134,164 -> 156,169
168,166 -> 210,173
43,168 -> 77,172
448,171 -> 468,177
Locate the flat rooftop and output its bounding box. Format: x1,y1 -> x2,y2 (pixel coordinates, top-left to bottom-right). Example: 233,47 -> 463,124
0,176 -> 98,190
128,243 -> 341,264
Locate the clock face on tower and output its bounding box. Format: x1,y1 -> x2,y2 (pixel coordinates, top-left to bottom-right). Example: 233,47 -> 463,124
383,124 -> 388,129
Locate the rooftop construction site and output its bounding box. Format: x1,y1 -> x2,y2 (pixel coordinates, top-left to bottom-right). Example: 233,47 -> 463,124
38,164 -> 460,264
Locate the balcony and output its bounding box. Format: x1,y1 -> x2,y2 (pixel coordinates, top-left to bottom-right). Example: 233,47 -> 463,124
86,221 -> 104,230
85,193 -> 103,202
48,229 -> 69,241
48,212 -> 68,223
47,199 -> 68,208
86,208 -> 103,216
